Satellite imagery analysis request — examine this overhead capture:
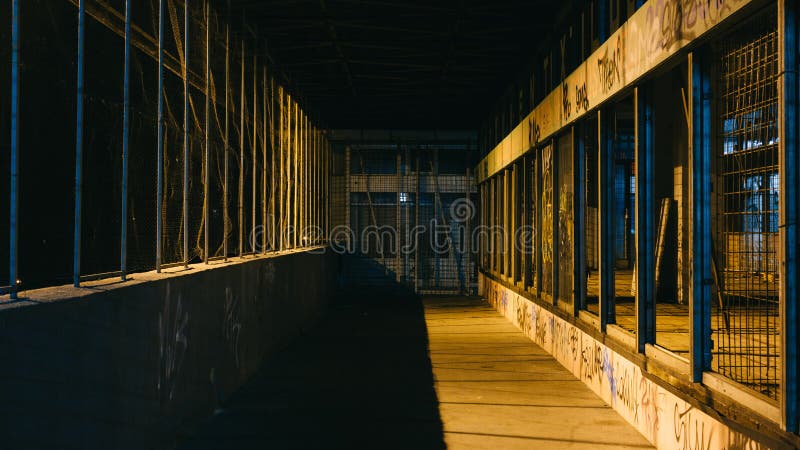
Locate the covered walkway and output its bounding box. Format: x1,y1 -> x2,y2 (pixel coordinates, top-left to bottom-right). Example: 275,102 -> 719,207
179,294 -> 652,449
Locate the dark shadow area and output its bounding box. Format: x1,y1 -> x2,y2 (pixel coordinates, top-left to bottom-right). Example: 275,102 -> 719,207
177,286 -> 445,450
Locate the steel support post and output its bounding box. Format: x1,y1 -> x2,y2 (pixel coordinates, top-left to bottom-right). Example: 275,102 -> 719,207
573,125 -> 585,317
74,0 -> 85,286
779,0 -> 800,430
689,52 -> 713,381
635,85 -> 656,350
204,1 -> 210,263
238,39 -> 244,257
121,0 -> 131,280
9,0 -> 19,298
598,109 -> 615,330
183,0 -> 190,267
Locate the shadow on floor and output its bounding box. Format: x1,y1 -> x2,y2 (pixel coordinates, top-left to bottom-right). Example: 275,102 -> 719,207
177,287 -> 446,450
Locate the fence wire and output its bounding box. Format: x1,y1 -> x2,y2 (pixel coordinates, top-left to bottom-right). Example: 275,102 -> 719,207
713,10 -> 780,400
0,0 -> 329,291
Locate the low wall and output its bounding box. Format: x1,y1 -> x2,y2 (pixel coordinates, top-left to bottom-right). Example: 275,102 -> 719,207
0,249 -> 336,450
479,273 -> 780,450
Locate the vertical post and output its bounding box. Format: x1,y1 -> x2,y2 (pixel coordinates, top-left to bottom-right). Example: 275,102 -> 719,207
285,94 -> 291,250
598,109 -> 615,330
270,78 -> 276,251
262,65 -> 267,254
325,132 -> 328,241
223,9 -> 229,260
779,0 -> 799,431
521,155 -> 529,290
635,86 -> 656,350
183,0 -> 190,267
156,0 -> 165,271
277,87 -> 283,251
203,1 -> 210,264
121,0 -> 131,280
74,0 -> 85,287
489,177 -> 495,275
689,52 -> 712,381
574,124 -> 586,315
414,152 -> 420,293
535,153 -> 542,296
503,168 -> 510,278
294,103 -> 299,248
252,47 -> 257,254
510,163 -> 517,284
465,165 -> 471,295
396,149 -> 401,282
8,0 -> 19,298
239,38 -> 244,257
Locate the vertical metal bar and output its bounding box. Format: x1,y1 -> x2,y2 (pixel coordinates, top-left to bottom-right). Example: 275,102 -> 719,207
535,155 -> 542,296
598,109 -> 615,330
635,85 -> 656,351
510,164 -> 517,284
489,177 -> 494,275
270,78 -> 276,251
414,152 -> 420,293
281,90 -> 287,250
286,94 -> 297,248
121,0 -> 131,280
325,135 -> 329,241
73,0 -> 85,286
294,102 -> 299,248
276,86 -> 282,251
779,0 -> 799,431
204,0 -> 210,264
156,0 -> 165,271
223,8 -> 229,260
252,47 -> 257,254
520,155 -> 528,290
262,64 -> 267,254
465,165 -> 471,295
183,0 -> 190,267
689,52 -> 712,381
9,0 -> 19,298
239,38 -> 244,257
299,112 -> 304,246
396,149 -> 401,282
574,124 -> 586,315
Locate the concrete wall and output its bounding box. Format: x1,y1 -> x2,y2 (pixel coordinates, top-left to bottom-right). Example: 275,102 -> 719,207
0,249 -> 336,450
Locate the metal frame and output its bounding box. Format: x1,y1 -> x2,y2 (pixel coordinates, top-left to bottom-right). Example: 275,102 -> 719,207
634,85 -> 656,351
779,0 -> 799,431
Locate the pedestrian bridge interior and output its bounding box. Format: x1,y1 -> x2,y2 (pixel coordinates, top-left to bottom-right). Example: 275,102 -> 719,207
1,1 -> 800,449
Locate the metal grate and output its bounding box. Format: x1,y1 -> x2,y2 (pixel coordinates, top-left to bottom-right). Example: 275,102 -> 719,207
540,143 -> 554,296
713,12 -> 780,399
334,145 -> 478,294
557,133 -> 574,308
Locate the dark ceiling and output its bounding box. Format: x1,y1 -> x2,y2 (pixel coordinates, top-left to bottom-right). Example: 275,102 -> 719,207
228,1 -> 571,130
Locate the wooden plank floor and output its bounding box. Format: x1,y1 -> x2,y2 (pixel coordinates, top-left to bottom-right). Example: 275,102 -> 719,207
178,293 -> 654,449
424,296 -> 653,450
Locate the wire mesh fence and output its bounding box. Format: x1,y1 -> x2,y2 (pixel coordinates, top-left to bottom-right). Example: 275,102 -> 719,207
0,0 -> 330,295
331,143 -> 478,294
713,9 -> 780,399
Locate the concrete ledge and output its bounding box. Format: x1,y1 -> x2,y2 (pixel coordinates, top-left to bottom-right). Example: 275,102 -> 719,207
0,248 -> 336,450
